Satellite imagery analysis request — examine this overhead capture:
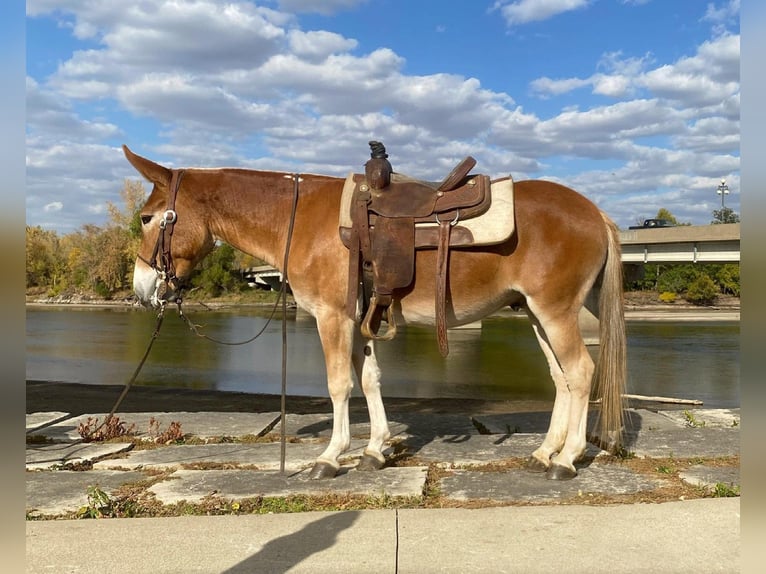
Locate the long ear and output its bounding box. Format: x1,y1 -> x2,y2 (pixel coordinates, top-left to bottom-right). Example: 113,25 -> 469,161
122,145 -> 171,187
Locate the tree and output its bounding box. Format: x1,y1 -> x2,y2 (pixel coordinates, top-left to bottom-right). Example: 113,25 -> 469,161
655,208 -> 679,225
712,207 -> 739,224
715,264 -> 740,296
188,242 -> 243,297
26,226 -> 64,289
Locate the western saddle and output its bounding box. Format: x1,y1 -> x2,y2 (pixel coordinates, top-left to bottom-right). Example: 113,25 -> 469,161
341,141 -> 492,357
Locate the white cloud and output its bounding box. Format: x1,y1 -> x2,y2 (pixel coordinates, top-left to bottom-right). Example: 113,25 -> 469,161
25,0 -> 740,231
492,0 -> 591,26
287,29 -> 358,62
43,202 -> 63,213
702,0 -> 740,25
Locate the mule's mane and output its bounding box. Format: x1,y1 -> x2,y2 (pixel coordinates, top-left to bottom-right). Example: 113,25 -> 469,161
186,166 -> 344,181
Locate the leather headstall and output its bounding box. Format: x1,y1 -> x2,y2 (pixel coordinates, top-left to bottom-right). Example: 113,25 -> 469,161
138,169 -> 185,298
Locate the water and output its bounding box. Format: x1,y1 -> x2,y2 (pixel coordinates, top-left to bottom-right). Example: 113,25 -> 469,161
25,306 -> 740,408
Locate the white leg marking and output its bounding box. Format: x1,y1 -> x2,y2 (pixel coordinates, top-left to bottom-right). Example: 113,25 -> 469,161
353,338 -> 390,464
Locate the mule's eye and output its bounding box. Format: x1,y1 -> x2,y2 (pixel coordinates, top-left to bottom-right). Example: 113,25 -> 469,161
140,215 -> 153,225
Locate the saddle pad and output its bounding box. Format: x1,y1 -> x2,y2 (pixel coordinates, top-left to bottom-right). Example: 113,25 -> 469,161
339,173 -> 515,247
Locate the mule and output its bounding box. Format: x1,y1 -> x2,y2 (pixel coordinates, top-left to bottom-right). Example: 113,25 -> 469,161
124,145 -> 626,480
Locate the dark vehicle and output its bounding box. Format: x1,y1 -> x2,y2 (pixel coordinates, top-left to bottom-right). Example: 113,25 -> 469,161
628,218 -> 675,230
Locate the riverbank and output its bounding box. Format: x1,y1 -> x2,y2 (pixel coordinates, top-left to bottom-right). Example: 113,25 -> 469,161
25,290 -> 740,319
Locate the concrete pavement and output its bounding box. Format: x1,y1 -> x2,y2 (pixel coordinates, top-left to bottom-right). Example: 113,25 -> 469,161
26,406 -> 741,573
27,499 -> 740,573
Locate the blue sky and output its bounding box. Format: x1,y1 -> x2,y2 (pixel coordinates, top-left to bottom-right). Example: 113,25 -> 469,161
26,0 -> 740,233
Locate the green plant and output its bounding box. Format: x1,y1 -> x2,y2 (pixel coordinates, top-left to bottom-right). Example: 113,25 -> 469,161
683,410 -> 706,428
710,483 -> 740,497
685,274 -> 718,306
77,486 -> 114,519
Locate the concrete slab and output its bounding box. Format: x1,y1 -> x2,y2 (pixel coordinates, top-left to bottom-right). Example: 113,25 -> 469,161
26,411 -> 71,432
37,411 -> 281,442
680,464 -> 741,492
403,433 -> 605,465
26,470 -> 147,516
625,427 -> 740,458
27,510 -> 399,574
623,408 -> 689,431
26,442 -> 133,470
147,466 -> 429,504
656,408 -> 741,429
92,439 -> 377,472
439,462 -> 663,503
473,411 -> 572,434
396,499 -> 740,574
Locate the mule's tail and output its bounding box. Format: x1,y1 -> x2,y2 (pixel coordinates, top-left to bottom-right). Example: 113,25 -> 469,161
592,212 -> 627,453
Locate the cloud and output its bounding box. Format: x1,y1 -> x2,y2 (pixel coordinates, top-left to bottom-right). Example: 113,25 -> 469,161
492,0 -> 591,26
43,202 -> 63,213
25,0 -> 740,232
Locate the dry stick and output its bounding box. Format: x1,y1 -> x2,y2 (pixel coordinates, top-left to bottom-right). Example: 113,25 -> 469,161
622,393 -> 704,405
591,393 -> 703,406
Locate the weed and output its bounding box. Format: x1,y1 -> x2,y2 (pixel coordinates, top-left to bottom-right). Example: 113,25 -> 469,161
682,410 -> 706,428
655,465 -> 674,474
76,485 -> 114,518
710,483 -> 740,498
78,416 -> 136,442
147,418 -> 184,444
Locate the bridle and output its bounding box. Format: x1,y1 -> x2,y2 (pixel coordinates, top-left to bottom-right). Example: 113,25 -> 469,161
137,169 -> 185,304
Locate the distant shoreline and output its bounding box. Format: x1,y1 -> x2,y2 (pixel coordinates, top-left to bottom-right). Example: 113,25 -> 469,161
25,298 -> 740,322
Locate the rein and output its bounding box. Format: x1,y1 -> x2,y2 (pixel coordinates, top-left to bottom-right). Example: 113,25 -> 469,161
94,172 -> 301,474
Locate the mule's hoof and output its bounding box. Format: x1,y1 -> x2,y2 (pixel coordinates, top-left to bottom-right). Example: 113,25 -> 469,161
357,452 -> 385,471
525,456 -> 549,473
546,463 -> 577,481
308,462 -> 338,480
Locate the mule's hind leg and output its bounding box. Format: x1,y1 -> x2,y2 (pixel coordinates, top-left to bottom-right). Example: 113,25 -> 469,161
352,337 -> 391,471
308,310 -> 357,479
525,307 -> 595,480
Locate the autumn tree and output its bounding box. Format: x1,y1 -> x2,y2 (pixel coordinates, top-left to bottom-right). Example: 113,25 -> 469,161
25,226 -> 64,289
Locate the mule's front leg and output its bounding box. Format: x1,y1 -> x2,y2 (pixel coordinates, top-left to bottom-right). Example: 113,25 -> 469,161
308,311 -> 356,479
352,338 -> 391,471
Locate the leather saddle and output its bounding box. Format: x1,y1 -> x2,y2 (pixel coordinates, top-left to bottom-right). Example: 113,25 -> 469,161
340,141 -> 492,357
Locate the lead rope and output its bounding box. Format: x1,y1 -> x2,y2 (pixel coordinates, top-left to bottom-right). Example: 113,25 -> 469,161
279,174 -> 301,473
73,175 -> 301,475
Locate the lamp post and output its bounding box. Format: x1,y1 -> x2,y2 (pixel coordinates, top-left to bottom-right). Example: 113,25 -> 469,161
716,178 -> 729,209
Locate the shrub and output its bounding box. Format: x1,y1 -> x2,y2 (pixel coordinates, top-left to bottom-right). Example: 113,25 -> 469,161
658,291 -> 676,303
685,274 -> 718,306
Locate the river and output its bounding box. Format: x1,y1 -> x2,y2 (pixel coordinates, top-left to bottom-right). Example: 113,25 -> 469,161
25,306 -> 740,409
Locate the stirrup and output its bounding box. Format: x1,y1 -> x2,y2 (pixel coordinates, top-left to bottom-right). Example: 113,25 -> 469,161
360,294 -> 397,341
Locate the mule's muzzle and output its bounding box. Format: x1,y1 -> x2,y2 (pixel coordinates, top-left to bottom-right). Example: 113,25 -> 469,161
133,261 -> 185,309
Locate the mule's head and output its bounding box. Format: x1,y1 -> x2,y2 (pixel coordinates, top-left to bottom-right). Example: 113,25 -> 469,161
123,145 -> 216,308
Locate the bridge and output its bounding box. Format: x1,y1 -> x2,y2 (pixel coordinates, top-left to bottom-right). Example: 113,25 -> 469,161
619,223 -> 739,264
244,223 -> 741,290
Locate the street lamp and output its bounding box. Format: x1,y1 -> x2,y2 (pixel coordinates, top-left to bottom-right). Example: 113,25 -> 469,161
716,178 -> 729,209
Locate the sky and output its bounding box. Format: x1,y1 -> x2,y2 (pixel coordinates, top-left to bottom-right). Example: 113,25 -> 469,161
25,0 -> 740,234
